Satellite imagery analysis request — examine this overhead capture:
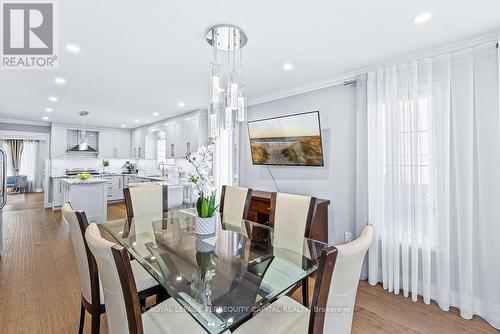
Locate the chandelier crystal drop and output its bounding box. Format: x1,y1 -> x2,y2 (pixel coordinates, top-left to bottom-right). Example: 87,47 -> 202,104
206,24 -> 248,137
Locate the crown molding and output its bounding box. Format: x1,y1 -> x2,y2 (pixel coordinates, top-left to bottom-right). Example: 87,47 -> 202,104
0,118 -> 51,126
248,29 -> 500,107
0,130 -> 50,141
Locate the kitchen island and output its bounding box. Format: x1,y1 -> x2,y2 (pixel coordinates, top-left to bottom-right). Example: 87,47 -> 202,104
61,178 -> 108,223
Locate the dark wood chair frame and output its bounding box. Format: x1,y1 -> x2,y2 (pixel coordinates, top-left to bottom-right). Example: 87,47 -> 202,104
219,185 -> 253,220
269,192 -> 318,308
308,246 -> 338,334
123,184 -> 169,218
111,244 -> 147,334
73,211 -> 160,334
110,241 -> 338,334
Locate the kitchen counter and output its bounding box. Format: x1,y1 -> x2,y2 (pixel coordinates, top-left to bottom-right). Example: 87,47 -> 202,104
50,173 -> 191,210
51,173 -> 185,182
61,178 -> 107,185
61,180 -> 107,223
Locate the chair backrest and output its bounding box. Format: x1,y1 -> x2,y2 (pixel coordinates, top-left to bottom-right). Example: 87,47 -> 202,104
270,192 -> 317,237
124,183 -> 168,218
220,185 -> 253,219
85,223 -> 143,334
309,225 -> 374,334
6,176 -> 16,185
167,185 -> 184,209
62,203 -> 100,306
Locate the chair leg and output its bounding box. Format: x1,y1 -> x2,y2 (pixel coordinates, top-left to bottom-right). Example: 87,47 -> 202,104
302,277 -> 309,308
90,312 -> 100,334
78,303 -> 85,334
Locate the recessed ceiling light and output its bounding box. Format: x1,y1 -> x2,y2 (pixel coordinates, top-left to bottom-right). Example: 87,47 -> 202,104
282,62 -> 293,71
48,96 -> 58,102
134,119 -> 140,123
54,77 -> 66,85
44,107 -> 53,113
177,102 -> 185,107
413,12 -> 431,24
65,43 -> 81,54
153,112 -> 159,116
121,124 -> 126,128
42,116 -> 49,121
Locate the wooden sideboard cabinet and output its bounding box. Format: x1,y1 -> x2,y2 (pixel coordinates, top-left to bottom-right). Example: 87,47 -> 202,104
246,190 -> 330,243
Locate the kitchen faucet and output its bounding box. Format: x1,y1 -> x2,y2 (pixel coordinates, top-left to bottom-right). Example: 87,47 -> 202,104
158,162 -> 167,177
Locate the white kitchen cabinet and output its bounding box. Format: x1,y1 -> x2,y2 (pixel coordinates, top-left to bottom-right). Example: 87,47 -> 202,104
188,116 -> 200,154
123,175 -> 152,186
50,125 -> 67,158
100,175 -> 124,201
99,129 -> 131,159
144,130 -> 156,160
165,120 -> 190,159
98,128 -> 115,158
164,114 -> 205,159
115,130 -> 131,159
62,180 -> 107,224
165,123 -> 177,158
130,127 -> 156,160
51,178 -> 64,208
131,127 -> 145,159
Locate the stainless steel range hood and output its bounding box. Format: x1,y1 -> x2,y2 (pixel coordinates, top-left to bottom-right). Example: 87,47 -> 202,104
67,111 -> 98,153
67,133 -> 98,153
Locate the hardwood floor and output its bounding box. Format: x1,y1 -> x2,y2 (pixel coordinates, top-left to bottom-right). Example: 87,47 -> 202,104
0,193 -> 497,333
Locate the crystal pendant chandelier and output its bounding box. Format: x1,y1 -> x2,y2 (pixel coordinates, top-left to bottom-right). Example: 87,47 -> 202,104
206,24 -> 248,138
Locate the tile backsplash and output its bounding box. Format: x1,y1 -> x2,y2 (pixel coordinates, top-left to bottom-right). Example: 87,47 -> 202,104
51,158 -> 184,176
51,158 -> 132,176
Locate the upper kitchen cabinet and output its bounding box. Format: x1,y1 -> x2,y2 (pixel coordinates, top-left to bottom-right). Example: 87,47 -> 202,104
115,130 -> 132,158
99,128 -> 131,159
131,126 -> 156,159
50,124 -> 67,158
165,110 -> 207,158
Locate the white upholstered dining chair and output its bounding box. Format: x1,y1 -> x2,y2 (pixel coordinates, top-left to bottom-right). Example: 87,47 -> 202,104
269,192 -> 317,236
220,185 -> 253,219
62,203 -> 160,334
263,192 -> 318,306
124,183 -> 168,218
234,224 -> 374,334
84,223 -> 229,334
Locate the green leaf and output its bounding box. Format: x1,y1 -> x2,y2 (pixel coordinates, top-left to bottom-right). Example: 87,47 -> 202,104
209,194 -> 215,211
201,197 -> 209,218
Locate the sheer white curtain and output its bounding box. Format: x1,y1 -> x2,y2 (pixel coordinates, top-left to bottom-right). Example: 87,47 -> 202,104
19,140 -> 38,192
364,41 -> 500,329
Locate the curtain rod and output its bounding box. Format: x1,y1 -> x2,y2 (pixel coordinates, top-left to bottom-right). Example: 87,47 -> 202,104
343,79 -> 357,86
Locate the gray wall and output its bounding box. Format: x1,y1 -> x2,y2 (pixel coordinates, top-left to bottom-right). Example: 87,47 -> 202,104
239,84 -> 357,244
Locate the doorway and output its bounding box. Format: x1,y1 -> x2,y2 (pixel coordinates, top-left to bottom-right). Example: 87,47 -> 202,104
0,131 -> 50,209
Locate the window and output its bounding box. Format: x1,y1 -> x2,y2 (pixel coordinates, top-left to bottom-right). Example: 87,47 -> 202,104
381,98 -> 430,186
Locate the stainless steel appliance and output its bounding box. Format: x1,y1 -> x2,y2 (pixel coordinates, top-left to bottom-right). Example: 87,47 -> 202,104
122,161 -> 137,174
0,149 -> 8,256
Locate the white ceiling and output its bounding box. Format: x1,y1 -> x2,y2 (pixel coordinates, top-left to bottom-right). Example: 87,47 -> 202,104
1,0 -> 500,128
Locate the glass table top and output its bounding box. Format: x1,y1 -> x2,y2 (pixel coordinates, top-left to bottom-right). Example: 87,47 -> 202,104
103,208 -> 331,334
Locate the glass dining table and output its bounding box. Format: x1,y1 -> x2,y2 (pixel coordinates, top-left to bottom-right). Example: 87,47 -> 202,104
103,208 -> 331,334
